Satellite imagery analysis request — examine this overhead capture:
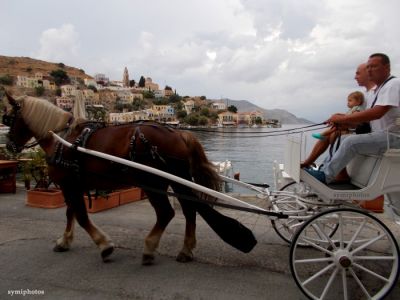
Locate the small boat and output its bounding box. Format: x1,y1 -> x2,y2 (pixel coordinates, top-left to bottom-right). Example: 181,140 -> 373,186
212,160 -> 238,192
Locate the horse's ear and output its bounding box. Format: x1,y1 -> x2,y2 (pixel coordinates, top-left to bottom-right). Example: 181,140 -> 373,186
4,91 -> 18,107
4,90 -> 17,106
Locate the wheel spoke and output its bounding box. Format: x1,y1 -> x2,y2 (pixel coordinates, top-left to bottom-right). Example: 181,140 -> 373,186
299,236 -> 333,255
352,262 -> 390,283
341,269 -> 348,300
345,217 -> 367,251
348,267 -> 372,298
339,213 -> 344,249
302,263 -> 336,286
295,257 -> 333,264
320,267 -> 339,300
354,255 -> 396,261
352,233 -> 387,255
311,221 -> 337,250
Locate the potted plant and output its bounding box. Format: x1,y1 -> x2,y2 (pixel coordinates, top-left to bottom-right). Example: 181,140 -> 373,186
84,189 -> 120,213
22,148 -> 65,208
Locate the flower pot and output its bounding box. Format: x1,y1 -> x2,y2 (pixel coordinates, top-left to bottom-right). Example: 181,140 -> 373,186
84,191 -> 120,213
119,187 -> 142,205
26,188 -> 65,208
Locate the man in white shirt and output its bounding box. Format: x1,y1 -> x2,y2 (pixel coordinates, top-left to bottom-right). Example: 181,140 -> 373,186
306,53 -> 400,183
301,62 -> 375,168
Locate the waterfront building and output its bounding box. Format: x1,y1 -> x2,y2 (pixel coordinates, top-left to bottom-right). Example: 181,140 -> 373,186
218,111 -> 238,127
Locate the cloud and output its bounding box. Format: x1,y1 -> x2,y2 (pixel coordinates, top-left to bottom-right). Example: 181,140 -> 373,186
3,0 -> 399,122
35,24 -> 80,63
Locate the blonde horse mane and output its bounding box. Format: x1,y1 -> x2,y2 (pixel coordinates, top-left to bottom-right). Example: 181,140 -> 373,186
17,96 -> 72,139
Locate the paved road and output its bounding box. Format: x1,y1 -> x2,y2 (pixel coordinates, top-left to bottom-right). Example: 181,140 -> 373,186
1,185 -> 399,299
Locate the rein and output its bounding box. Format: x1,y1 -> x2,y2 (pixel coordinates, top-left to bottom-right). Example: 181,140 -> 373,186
185,122 -> 328,138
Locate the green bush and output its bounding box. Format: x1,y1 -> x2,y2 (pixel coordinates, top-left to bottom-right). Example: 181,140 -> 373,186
0,75 -> 13,85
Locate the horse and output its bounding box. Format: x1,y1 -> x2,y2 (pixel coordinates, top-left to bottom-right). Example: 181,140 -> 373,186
2,93 -> 256,265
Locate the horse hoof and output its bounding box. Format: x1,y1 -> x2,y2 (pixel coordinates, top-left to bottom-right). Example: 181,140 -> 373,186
142,254 -> 155,266
101,245 -> 114,262
176,252 -> 193,263
53,244 -> 69,252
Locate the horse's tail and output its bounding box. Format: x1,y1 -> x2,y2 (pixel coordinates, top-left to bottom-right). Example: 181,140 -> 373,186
180,131 -> 221,191
180,131 -> 257,253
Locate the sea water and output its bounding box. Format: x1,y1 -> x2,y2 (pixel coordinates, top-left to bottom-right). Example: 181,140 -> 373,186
192,125 -> 324,191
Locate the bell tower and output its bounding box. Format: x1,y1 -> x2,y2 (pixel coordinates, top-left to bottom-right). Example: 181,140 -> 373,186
123,67 -> 130,87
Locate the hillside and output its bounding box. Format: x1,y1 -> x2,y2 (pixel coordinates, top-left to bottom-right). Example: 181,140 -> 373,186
226,99 -> 312,124
0,55 -> 92,80
0,55 -> 310,124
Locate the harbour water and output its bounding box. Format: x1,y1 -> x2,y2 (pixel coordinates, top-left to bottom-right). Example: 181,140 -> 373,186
191,125 -> 323,191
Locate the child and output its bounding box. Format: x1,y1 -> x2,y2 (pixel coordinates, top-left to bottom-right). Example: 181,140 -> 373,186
312,91 -> 364,140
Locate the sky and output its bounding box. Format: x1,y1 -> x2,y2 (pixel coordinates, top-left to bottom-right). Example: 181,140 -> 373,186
1,0 -> 399,122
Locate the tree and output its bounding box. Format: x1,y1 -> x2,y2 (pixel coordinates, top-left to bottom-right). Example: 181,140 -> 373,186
0,75 -> 13,85
200,107 -> 210,117
129,80 -> 136,87
176,110 -> 187,119
35,86 -> 45,96
86,106 -> 107,122
142,90 -> 155,99
87,85 -> 97,92
184,114 -> 199,126
165,85 -> 172,90
138,76 -> 146,87
200,95 -> 206,100
168,94 -> 181,103
50,69 -> 70,86
132,98 -> 145,110
198,115 -> 208,126
227,105 -> 238,113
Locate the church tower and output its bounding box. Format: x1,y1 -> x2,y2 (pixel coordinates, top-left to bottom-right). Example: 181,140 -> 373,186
123,67 -> 130,87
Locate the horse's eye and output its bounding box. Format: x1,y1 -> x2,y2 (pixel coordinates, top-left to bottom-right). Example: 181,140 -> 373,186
2,115 -> 11,126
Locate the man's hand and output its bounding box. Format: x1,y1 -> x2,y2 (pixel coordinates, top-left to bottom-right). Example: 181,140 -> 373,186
326,113 -> 346,124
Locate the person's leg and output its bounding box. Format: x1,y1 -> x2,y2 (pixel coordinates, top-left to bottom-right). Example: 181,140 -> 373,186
321,132 -> 388,182
312,127 -> 334,140
301,138 -> 330,168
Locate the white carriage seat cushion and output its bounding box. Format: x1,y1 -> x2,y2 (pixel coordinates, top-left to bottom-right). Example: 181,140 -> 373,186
347,154 -> 382,188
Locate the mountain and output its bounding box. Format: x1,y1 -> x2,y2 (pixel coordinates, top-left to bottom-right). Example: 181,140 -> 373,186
225,99 -> 312,124
0,55 -> 92,80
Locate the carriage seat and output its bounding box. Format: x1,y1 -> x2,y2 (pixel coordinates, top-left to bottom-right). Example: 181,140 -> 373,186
346,153 -> 382,188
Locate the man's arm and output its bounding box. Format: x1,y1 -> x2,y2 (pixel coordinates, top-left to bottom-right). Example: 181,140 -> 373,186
327,105 -> 391,125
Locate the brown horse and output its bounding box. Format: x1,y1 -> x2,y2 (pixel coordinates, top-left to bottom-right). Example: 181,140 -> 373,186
2,93 -> 256,265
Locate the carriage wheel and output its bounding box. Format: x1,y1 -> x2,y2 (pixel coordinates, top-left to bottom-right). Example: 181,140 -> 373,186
290,208 -> 400,300
272,181 -> 337,246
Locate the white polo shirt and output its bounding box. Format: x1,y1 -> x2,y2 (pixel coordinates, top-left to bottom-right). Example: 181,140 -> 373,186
371,77 -> 400,132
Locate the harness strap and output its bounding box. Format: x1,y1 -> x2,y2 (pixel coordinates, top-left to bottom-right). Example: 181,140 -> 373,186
129,126 -> 166,165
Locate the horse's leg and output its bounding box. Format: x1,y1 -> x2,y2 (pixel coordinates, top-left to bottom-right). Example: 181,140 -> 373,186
176,199 -> 197,262
171,183 -> 197,263
143,189 -> 175,265
61,186 -> 115,261
53,204 -> 75,252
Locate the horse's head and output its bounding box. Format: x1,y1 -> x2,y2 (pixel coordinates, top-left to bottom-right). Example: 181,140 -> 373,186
2,92 -> 34,153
